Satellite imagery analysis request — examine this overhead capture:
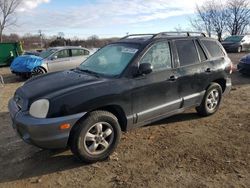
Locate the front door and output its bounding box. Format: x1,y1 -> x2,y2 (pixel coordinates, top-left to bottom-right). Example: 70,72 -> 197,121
173,39 -> 208,108
131,41 -> 181,124
48,49 -> 71,72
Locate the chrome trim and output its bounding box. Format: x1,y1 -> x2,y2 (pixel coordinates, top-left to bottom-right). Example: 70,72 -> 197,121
138,98 -> 182,116
136,91 -> 205,117
183,91 -> 205,101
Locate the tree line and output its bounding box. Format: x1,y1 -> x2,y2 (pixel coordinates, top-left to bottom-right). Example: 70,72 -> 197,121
191,0 -> 250,41
2,33 -> 119,50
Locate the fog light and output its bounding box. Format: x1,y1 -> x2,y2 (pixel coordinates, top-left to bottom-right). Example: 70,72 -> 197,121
59,123 -> 71,130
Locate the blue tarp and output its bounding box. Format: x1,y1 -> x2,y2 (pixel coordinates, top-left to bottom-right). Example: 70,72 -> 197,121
10,55 -> 43,72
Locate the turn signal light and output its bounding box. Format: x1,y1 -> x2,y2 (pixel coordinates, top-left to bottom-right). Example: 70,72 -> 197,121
59,123 -> 71,130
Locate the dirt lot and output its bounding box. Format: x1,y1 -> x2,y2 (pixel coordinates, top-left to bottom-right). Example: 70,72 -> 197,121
0,53 -> 249,188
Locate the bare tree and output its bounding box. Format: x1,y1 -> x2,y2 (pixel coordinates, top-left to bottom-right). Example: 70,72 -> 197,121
190,0 -> 228,41
0,0 -> 21,42
190,4 -> 213,37
226,0 -> 250,35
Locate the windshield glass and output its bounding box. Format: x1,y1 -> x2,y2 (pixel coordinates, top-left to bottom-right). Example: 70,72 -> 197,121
79,44 -> 139,76
39,48 -> 58,59
224,36 -> 243,42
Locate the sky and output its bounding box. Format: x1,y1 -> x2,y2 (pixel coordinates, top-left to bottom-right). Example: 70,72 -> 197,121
5,0 -> 208,39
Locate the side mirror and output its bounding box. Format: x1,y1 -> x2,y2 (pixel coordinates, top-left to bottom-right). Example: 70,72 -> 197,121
241,39 -> 245,43
138,63 -> 153,75
51,56 -> 57,60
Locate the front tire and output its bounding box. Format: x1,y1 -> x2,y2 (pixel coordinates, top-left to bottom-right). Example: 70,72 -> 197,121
237,46 -> 242,53
196,83 -> 222,116
69,111 -> 121,163
31,66 -> 46,77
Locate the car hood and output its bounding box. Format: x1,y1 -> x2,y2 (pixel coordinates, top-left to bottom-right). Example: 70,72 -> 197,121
17,70 -> 104,99
10,55 -> 43,72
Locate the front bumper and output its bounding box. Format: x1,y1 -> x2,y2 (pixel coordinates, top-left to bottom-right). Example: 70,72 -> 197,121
237,63 -> 250,75
222,45 -> 239,52
8,98 -> 86,149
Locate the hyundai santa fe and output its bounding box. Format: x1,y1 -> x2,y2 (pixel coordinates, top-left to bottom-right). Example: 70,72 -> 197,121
9,32 -> 232,163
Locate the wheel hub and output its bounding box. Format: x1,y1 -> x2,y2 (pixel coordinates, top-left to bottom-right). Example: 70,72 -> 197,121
84,122 -> 114,155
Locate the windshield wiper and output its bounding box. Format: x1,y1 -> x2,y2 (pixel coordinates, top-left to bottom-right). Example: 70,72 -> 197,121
75,67 -> 100,77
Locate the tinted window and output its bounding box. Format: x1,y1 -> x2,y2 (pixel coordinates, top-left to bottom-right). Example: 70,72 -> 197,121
84,49 -> 90,55
140,42 -> 172,71
71,49 -> 89,56
55,49 -> 70,59
202,40 -> 224,57
195,40 -> 207,62
72,49 -> 84,56
175,40 -> 199,66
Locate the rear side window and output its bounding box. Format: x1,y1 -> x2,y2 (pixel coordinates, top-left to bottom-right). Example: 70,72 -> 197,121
175,40 -> 200,66
71,49 -> 90,57
195,40 -> 207,62
201,40 -> 224,58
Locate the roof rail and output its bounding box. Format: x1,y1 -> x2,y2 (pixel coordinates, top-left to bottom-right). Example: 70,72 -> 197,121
120,34 -> 156,40
120,31 -> 206,41
154,31 -> 206,38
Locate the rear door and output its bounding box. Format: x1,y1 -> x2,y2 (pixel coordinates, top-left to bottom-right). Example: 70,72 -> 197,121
174,39 -> 209,108
131,41 -> 182,124
70,49 -> 90,68
47,49 -> 71,72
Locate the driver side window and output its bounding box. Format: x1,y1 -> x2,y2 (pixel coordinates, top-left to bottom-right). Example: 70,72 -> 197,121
140,41 -> 172,71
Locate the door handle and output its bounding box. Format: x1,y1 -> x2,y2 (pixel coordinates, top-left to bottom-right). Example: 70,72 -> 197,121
205,68 -> 211,73
168,75 -> 178,81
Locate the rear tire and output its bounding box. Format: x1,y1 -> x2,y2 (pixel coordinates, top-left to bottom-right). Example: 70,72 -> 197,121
69,111 -> 121,163
196,83 -> 222,116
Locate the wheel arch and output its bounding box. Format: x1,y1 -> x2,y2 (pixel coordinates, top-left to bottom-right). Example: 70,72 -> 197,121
68,105 -> 127,146
38,65 -> 48,73
210,79 -> 226,93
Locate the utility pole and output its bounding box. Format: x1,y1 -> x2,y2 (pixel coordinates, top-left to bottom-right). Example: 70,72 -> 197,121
38,30 -> 43,49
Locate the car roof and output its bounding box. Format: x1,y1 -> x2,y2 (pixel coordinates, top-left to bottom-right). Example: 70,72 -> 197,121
116,32 -> 212,46
48,46 -> 89,50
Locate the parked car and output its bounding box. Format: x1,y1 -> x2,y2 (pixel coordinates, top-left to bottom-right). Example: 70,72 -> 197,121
221,35 -> 250,53
237,53 -> 250,75
23,51 -> 41,56
10,46 -> 92,78
9,32 -> 232,163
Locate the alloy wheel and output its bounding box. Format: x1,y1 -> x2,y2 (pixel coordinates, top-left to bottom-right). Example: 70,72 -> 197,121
83,122 -> 114,155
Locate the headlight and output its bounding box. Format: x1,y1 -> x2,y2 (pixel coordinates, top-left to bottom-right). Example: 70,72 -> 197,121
29,99 -> 49,118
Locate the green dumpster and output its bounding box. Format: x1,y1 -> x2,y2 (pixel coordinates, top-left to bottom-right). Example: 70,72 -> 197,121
0,42 -> 23,67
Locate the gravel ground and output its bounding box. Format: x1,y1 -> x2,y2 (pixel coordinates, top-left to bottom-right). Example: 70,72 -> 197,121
0,53 -> 249,188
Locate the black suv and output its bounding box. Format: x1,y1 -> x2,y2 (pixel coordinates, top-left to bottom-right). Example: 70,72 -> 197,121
9,32 -> 232,163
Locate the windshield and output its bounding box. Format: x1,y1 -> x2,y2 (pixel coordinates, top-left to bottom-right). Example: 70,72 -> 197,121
79,44 -> 139,76
224,36 -> 243,42
39,48 -> 58,59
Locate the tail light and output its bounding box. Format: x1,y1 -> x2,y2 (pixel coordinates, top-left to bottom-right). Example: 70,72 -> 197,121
225,61 -> 233,74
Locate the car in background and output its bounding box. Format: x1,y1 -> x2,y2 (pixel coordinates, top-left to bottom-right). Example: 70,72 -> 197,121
238,53 -> 250,75
221,35 -> 250,53
23,51 -> 41,56
10,46 -> 92,78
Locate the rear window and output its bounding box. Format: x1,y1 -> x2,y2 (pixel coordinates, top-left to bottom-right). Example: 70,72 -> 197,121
175,40 -> 200,66
201,40 -> 224,58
